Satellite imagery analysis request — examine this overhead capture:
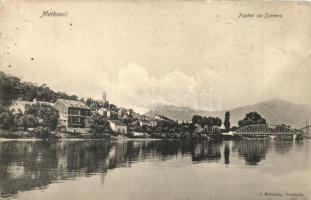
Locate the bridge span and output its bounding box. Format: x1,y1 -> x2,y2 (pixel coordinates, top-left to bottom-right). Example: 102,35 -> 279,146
235,124 -> 302,136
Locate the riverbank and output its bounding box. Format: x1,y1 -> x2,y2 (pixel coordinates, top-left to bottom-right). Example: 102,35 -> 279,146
0,129 -> 169,142
0,138 -> 43,142
0,129 -> 306,142
0,136 -> 169,142
0,129 -> 103,140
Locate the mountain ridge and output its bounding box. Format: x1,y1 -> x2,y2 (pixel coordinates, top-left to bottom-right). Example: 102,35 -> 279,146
146,99 -> 311,128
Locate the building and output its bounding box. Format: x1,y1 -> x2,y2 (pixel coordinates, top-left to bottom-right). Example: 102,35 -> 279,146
108,120 -> 127,134
154,115 -> 170,121
98,107 -> 111,118
97,106 -> 118,119
132,131 -> 146,137
139,120 -> 157,127
53,99 -> 91,133
9,99 -> 54,114
96,91 -> 109,108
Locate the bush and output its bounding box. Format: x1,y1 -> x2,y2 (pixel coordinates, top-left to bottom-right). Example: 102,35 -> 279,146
34,126 -> 51,139
25,103 -> 59,130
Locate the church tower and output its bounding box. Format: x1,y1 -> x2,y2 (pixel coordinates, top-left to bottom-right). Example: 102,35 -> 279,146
102,90 -> 107,102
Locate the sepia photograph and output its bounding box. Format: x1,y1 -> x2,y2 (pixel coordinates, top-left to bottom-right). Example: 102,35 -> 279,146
0,0 -> 310,200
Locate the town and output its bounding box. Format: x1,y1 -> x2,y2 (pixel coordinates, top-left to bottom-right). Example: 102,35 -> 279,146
0,71 -> 308,140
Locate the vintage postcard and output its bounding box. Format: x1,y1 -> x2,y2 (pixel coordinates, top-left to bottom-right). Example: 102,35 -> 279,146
0,0 -> 310,200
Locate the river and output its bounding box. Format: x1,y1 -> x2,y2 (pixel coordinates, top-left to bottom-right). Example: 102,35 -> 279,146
0,139 -> 310,200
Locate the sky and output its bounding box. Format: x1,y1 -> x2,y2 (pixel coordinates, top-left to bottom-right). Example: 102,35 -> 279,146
1,0 -> 311,113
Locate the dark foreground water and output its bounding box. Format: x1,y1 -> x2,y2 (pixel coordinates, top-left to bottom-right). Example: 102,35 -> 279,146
0,139 -> 310,200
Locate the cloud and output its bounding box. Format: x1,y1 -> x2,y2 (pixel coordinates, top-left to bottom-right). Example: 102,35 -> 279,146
116,63 -> 156,95
103,63 -> 232,113
104,63 -> 205,113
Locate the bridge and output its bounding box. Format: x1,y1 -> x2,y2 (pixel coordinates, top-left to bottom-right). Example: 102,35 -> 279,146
235,124 -> 302,136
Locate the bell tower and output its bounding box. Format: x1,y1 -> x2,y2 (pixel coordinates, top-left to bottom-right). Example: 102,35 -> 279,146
102,90 -> 107,102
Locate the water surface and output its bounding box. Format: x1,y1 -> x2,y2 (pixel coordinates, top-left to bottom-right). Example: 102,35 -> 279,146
0,139 -> 310,200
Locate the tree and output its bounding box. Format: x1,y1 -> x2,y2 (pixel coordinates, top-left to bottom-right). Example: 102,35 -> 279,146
36,84 -> 55,102
0,72 -> 20,105
0,106 -> 14,130
19,82 -> 38,101
238,112 -> 267,127
274,124 -> 291,132
191,115 -> 222,133
0,71 -> 81,105
25,103 -> 59,130
56,92 -> 78,101
16,114 -> 38,130
85,98 -> 98,110
34,126 -> 52,139
88,113 -> 109,134
206,117 -> 214,129
224,111 -> 230,131
214,117 -> 222,127
192,115 -> 203,126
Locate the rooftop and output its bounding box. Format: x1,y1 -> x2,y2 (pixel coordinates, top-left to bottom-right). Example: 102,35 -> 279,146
12,100 -> 54,107
57,99 -> 90,109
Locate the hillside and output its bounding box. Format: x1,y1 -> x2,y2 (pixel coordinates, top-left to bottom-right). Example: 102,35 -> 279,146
0,71 -> 79,106
146,99 -> 311,128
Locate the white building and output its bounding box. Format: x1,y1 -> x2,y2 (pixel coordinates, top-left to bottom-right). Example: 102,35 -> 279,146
139,120 -> 157,127
154,115 -> 170,121
9,99 -> 54,114
108,120 -> 127,134
98,107 -> 111,118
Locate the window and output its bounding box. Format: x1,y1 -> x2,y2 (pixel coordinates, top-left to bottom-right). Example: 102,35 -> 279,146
81,110 -> 90,116
69,117 -> 81,124
69,109 -> 79,115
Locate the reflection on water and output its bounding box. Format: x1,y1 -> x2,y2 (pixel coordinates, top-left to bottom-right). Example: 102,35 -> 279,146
224,143 -> 230,165
234,140 -> 270,165
192,141 -> 221,163
0,139 -> 310,199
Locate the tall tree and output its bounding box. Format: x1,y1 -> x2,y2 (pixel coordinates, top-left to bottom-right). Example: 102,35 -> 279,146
224,111 -> 230,131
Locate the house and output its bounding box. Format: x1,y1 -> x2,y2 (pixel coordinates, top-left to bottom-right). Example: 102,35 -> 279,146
9,99 -> 54,114
132,131 -> 146,137
97,106 -> 118,119
98,107 -> 111,118
108,120 -> 127,134
139,120 -> 157,127
154,115 -> 171,121
53,99 -> 91,133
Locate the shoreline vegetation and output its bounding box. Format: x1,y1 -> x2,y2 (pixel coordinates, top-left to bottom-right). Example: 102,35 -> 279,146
0,71 -> 304,141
